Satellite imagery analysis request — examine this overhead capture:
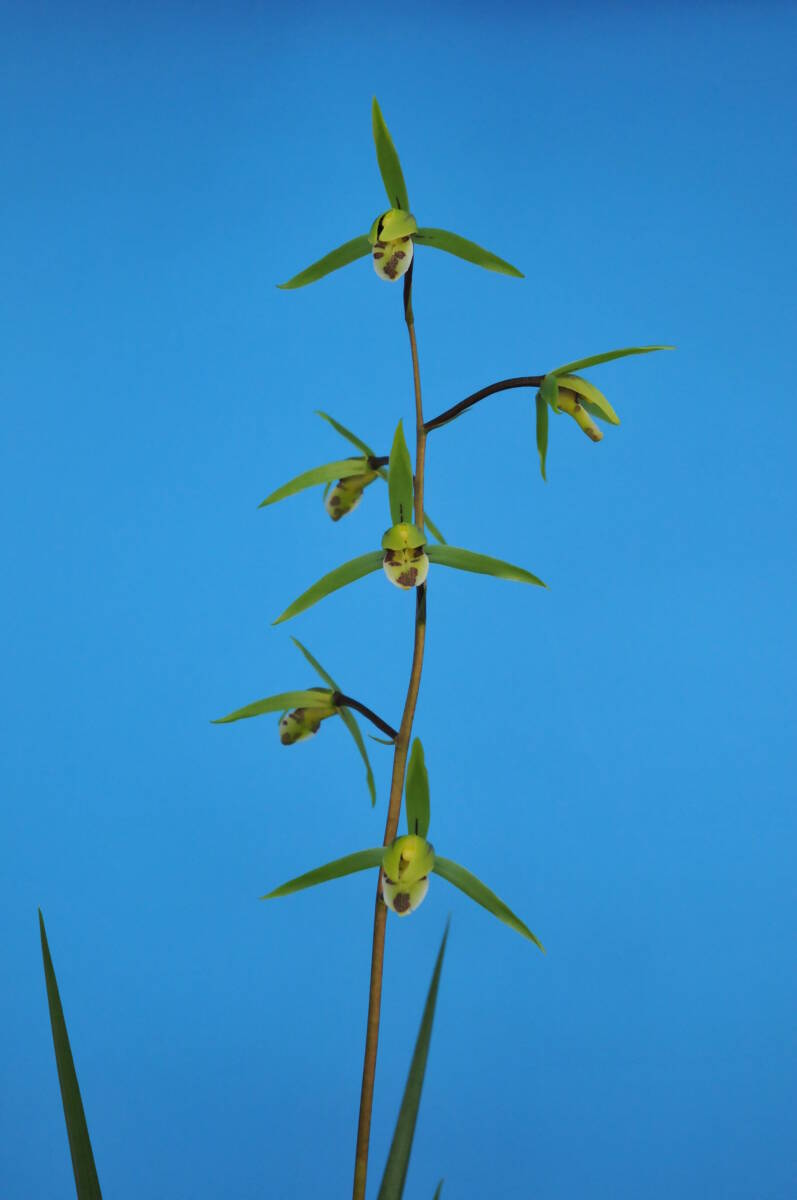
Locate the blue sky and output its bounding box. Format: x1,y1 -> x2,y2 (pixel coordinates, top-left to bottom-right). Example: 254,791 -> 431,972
2,2 -> 795,1196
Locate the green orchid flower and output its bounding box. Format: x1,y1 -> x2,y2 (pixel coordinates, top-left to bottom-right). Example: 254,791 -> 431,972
258,409 -> 446,543
212,637 -> 397,806
262,737 -> 543,950
273,420 -> 546,624
277,99 -> 522,290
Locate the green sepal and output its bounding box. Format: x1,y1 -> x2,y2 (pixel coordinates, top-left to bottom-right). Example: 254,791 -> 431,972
376,925 -> 449,1200
381,523 -> 426,551
405,738 -> 430,838
432,856 -> 544,950
422,510 -> 446,544
258,458 -> 370,508
388,420 -> 415,526
277,234 -> 371,290
369,209 -> 418,244
432,1184 -> 444,1200
273,550 -> 385,625
339,706 -> 377,807
540,372 -> 560,413
550,345 -> 674,376
425,544 -> 546,588
557,374 -> 620,425
413,227 -> 523,278
39,911 -> 103,1200
290,637 -> 338,689
535,393 -> 549,482
316,411 -> 376,457
213,689 -> 334,724
372,98 -> 410,212
262,847 -> 384,899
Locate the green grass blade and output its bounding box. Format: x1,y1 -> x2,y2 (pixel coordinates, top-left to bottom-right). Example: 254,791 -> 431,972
212,689 -> 332,724
258,458 -> 369,508
262,847 -> 384,899
372,98 -> 410,212
422,509 -> 446,544
273,550 -> 384,625
277,234 -> 371,290
389,419 -> 414,526
289,637 -> 340,690
535,393 -> 549,482
38,911 -> 103,1200
550,345 -> 674,376
376,925 -> 449,1200
316,411 -> 376,457
425,544 -> 546,588
432,857 -> 544,950
414,228 -> 523,278
558,375 -> 620,425
339,706 -> 377,807
405,738 -> 430,838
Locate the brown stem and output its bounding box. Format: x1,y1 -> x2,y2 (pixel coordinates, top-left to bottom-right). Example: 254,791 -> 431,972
352,259 -> 427,1200
424,375 -> 544,433
332,693 -> 398,741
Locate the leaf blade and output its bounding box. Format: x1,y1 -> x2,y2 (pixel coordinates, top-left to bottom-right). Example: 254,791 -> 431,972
339,706 -> 377,807
376,925 -> 449,1200
258,459 -> 369,508
262,847 -> 384,900
273,550 -> 385,625
39,911 -> 103,1200
277,234 -> 371,290
425,544 -> 546,588
316,411 -> 376,458
212,689 -> 334,724
389,420 -> 414,526
432,857 -> 544,950
405,738 -> 430,838
372,98 -> 410,212
414,227 -> 523,278
550,345 -> 674,377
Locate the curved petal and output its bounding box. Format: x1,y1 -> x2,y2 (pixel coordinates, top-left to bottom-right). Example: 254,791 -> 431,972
550,346 -> 674,376
262,847 -> 384,900
273,550 -> 385,625
259,459 -> 369,508
212,689 -> 333,724
432,856 -> 544,950
277,234 -> 371,290
414,227 -> 523,278
425,544 -> 546,588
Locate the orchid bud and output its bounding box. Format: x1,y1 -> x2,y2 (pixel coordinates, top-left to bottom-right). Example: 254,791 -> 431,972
381,834 -> 435,917
278,690 -> 337,746
380,522 -> 429,589
324,470 -> 377,522
368,209 -> 418,283
556,387 -> 603,443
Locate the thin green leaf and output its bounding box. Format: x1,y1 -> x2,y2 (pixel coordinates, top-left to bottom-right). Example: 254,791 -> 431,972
39,911 -> 103,1200
273,550 -> 385,625
376,925 -> 449,1200
550,345 -> 674,377
258,458 -> 369,508
422,509 -> 446,544
535,393 -> 549,482
432,857 -> 544,951
414,228 -> 523,278
316,411 -> 376,458
289,637 -> 339,690
425,544 -> 546,588
277,234 -> 371,290
432,1184 -> 444,1200
389,420 -> 414,526
262,847 -> 384,900
405,738 -> 430,838
557,374 -> 620,425
212,689 -> 333,724
339,706 -> 377,807
372,98 -> 410,212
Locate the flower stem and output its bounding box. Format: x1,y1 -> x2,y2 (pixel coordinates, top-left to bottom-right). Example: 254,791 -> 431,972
333,693 -> 398,741
424,374 -> 544,434
352,260 -> 427,1200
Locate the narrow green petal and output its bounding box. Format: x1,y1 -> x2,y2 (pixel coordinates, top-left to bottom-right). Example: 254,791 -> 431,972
273,550 -> 385,625
432,857 -> 544,950
550,345 -> 674,376
540,372 -> 560,413
405,738 -> 430,838
339,706 -> 377,807
389,419 -> 415,526
414,227 -> 523,278
372,98 -> 410,212
535,393 -> 549,482
39,912 -> 103,1200
277,234 -> 371,290
422,509 -> 447,544
376,926 -> 449,1200
316,411 -> 376,458
289,637 -> 340,690
258,459 -> 369,508
557,375 -> 620,425
212,689 -> 333,724
425,544 -> 546,588
262,847 -> 384,899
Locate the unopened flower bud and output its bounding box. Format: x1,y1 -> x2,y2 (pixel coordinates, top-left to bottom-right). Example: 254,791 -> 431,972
278,692 -> 337,746
324,470 -> 377,522
381,834 -> 435,917
556,387 -> 603,443
368,209 -> 418,283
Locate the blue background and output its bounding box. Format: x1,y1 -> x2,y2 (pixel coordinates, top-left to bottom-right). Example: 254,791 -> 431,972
2,2 -> 795,1196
